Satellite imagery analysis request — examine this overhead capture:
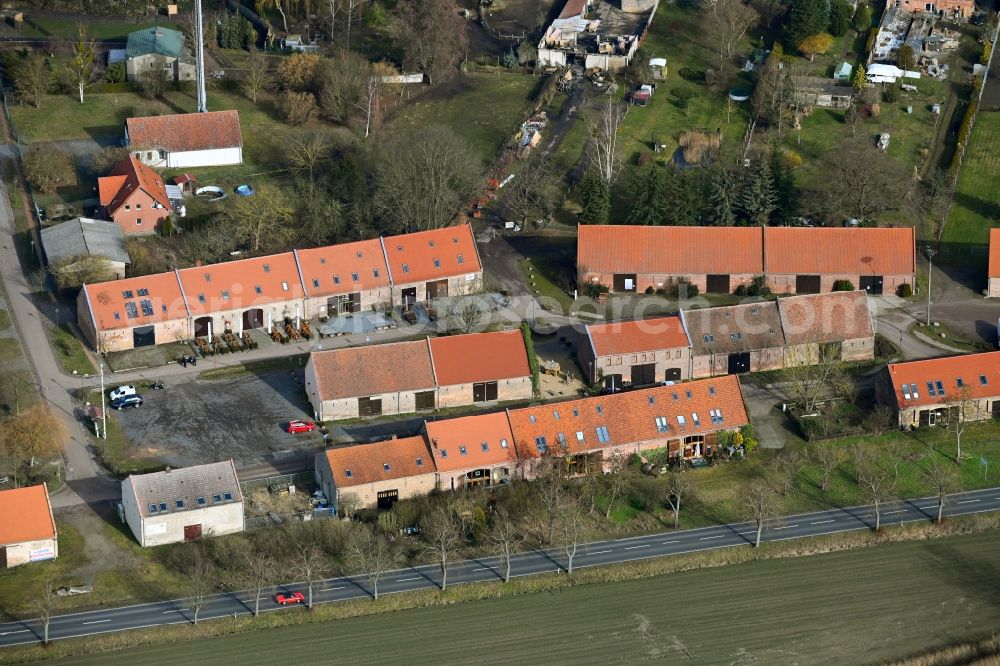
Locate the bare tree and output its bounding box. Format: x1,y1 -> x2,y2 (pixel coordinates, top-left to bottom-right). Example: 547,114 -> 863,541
242,48 -> 272,104
395,0 -> 468,84
2,404 -> 67,486
243,551 -> 275,617
925,462 -> 958,525
746,482 -> 777,547
35,580 -> 56,645
780,350 -> 853,413
12,55 -> 54,108
48,256 -> 115,290
187,553 -> 216,625
327,0 -> 340,37
504,156 -> 561,223
422,507 -> 462,591
811,446 -> 843,492
348,526 -> 399,600
297,544 -> 329,609
558,498 -> 585,574
820,135 -> 911,222
344,0 -> 361,47
857,460 -> 896,532
769,449 -> 801,496
947,385 -> 981,464
317,51 -> 371,125
287,131 -> 332,192
337,492 -> 362,519
354,73 -> 385,139
704,0 -> 759,68
488,509 -> 522,583
663,472 -> 692,529
603,451 -> 631,519
65,25 -> 97,104
261,0 -> 290,32
218,183 -> 295,253
588,97 -> 626,186
537,477 -> 564,545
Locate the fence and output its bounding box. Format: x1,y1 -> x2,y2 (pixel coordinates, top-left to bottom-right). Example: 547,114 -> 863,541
239,470 -> 314,496
245,507 -> 336,531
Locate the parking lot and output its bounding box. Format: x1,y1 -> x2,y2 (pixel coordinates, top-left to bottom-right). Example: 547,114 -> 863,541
113,370 -> 322,468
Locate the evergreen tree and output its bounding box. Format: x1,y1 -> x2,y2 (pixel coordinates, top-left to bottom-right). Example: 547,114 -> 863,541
628,168 -> 669,225
828,0 -> 852,37
852,3 -> 872,32
663,167 -> 707,226
579,171 -> 610,225
769,146 -> 799,226
787,0 -> 830,46
708,167 -> 739,226
738,160 -> 777,226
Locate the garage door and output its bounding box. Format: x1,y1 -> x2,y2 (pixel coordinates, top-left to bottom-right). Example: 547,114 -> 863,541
664,367 -> 682,382
473,381 -> 499,402
795,275 -> 821,294
426,279 -> 449,300
631,363 -> 656,386
728,352 -> 751,374
377,489 -> 399,509
860,275 -> 884,294
243,308 -> 264,330
358,396 -> 383,417
706,274 -> 731,294
604,374 -> 623,390
132,326 -> 155,348
415,390 -> 435,411
183,524 -> 202,541
194,317 -> 212,338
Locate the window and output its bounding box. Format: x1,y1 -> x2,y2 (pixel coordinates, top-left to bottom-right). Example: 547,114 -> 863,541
383,463 -> 391,471
222,492 -> 233,501
703,334 -> 714,343
459,446 -> 468,455
356,251 -> 363,258
137,288 -> 149,296
557,432 -> 567,446
320,258 -> 327,264
691,412 -> 701,426
751,307 -> 759,314
125,302 -> 139,318
345,470 -> 353,478
281,281 -> 289,291
140,299 -> 153,316
196,497 -> 206,506
709,386 -> 715,396
927,381 -> 936,397
159,502 -> 168,512
576,431 -> 585,443
114,312 -> 120,320
648,395 -> 656,407
433,258 -> 441,268
416,457 -> 424,466
135,219 -> 142,225
500,438 -> 509,448
655,416 -> 668,432
672,392 -> 679,401
263,264 -> 270,273
596,426 -> 610,443
685,390 -> 692,399
677,415 -> 687,426
553,410 -> 561,420
572,409 -> 579,417
124,205 -> 130,211
351,273 -> 359,282
440,449 -> 448,458
402,263 -> 410,273
529,414 -> 536,424
204,273 -> 212,282
481,442 -> 489,452
175,499 -> 185,509
457,254 -> 464,264
730,332 -> 742,341
212,494 -> 222,503
710,409 -> 724,424
312,278 -> 320,288
901,384 -> 912,399
981,374 -> 989,386
135,203 -> 142,210
428,240 -> 435,247
148,504 -> 158,513
334,275 -> 341,284
910,383 -> 919,399
535,436 -> 548,454
373,269 -> 380,278
221,290 -> 229,300
596,405 -> 603,414
198,293 -> 206,303
957,377 -> 965,388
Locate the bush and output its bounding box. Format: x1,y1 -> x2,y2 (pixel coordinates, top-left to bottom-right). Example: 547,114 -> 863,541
882,85 -> 899,103
583,282 -> 610,298
521,321 -> 540,397
898,283 -> 913,298
278,91 -> 319,126
645,286 -> 655,294
23,147 -> 75,194
103,61 -> 125,83
735,274 -> 771,297
833,279 -> 855,291
677,67 -> 705,82
671,87 -> 696,100
672,97 -> 689,109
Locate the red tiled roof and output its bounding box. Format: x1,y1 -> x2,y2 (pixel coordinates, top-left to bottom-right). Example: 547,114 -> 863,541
886,351 -> 1000,409
295,240 -> 390,297
82,271 -> 188,332
586,315 -> 690,358
684,301 -> 785,354
310,340 -> 436,401
98,155 -> 170,215
990,228 -> 1000,279
428,330 -> 531,386
558,0 -> 588,19
425,412 -> 517,472
507,376 -> 748,458
577,225 -> 764,276
323,436 -> 435,489
0,484 -> 56,545
126,110 -> 243,153
177,253 -> 304,316
764,227 -> 915,276
382,224 -> 481,285
777,291 -> 873,345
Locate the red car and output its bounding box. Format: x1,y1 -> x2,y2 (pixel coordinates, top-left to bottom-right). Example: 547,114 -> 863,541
275,591 -> 305,605
286,420 -> 317,434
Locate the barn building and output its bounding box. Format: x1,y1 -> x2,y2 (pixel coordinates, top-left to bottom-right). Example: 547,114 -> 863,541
126,110 -> 243,169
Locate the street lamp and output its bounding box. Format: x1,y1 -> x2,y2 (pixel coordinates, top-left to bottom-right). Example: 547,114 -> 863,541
925,247 -> 937,326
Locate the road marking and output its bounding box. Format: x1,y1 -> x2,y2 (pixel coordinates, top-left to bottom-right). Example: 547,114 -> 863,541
396,577 -> 421,582
588,549 -> 612,555
811,519 -> 835,525
958,499 -> 982,504
0,630 -> 29,636
320,586 -> 345,592
773,525 -> 798,530
624,544 -> 650,550
662,540 -> 680,544
82,619 -> 110,625
699,535 -> 724,540
473,567 -> 490,572
162,609 -> 187,614
883,510 -> 906,515
736,531 -> 757,536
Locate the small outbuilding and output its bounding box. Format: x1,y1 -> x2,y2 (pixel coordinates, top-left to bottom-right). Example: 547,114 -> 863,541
834,62 -> 853,81
40,217 -> 131,282
0,484 -> 58,568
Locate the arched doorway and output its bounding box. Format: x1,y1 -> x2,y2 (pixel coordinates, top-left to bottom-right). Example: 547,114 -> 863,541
194,316 -> 212,338
243,308 -> 264,330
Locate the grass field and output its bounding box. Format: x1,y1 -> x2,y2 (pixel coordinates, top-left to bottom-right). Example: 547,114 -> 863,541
49,324 -> 96,376
10,17 -> 159,41
943,111 -> 1000,247
52,529 -> 1000,666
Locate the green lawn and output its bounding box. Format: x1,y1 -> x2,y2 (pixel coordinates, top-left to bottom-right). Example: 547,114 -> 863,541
387,71 -> 541,166
943,111 -> 1000,247
49,324 -> 97,376
54,530 -> 1000,665
13,17 -> 159,41
519,256 -> 574,312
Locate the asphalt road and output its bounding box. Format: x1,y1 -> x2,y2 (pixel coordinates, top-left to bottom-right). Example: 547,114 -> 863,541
3,486 -> 1000,649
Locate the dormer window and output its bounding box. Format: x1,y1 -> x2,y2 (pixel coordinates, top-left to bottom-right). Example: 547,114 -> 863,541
263,264 -> 270,273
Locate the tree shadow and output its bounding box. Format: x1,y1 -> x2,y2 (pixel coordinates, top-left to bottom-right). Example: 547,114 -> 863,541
82,126 -> 122,146
975,319 -> 998,347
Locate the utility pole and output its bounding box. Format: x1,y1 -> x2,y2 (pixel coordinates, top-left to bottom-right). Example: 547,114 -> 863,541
194,0 -> 207,113
98,350 -> 107,439
925,247 -> 937,326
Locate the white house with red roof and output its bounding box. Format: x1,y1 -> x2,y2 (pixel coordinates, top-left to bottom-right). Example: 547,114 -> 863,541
0,484 -> 57,568
126,110 -> 243,169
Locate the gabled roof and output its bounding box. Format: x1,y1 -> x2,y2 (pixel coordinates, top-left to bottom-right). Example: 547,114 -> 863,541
684,301 -> 785,355
577,225 -> 764,276
124,460 -> 242,520
764,227 -> 915,276
425,412 -> 517,472
177,253 -> 304,316
381,224 -> 481,285
40,217 -> 130,266
0,484 -> 56,545
989,228 -> 1000,279
586,315 -> 690,358
886,351 -> 1000,409
127,110 -> 243,153
428,330 -> 531,386
777,291 -> 873,345
125,26 -> 185,59
82,271 -> 188,332
295,240 -> 391,298
98,154 -> 170,215
507,377 -> 748,458
323,436 -> 435,489
310,340 -> 436,401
